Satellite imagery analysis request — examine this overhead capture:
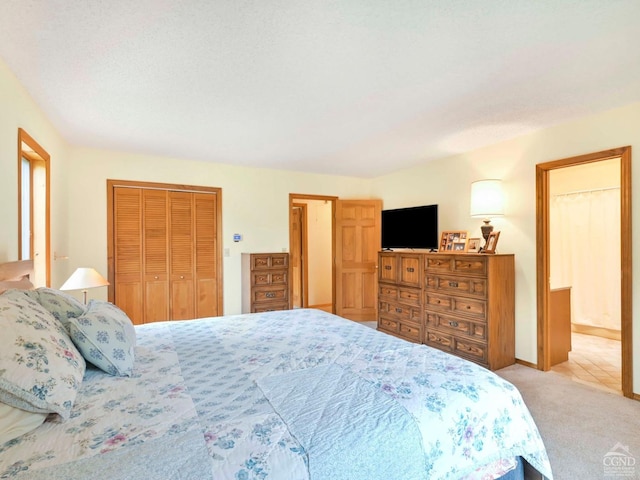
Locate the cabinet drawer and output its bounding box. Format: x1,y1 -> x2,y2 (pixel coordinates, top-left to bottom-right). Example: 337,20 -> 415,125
387,303 -> 422,323
379,285 -> 421,306
453,338 -> 488,364
379,317 -> 399,333
425,329 -> 488,365
425,329 -> 454,352
426,313 -> 486,341
252,302 -> 289,313
253,286 -> 288,304
453,257 -> 487,275
251,254 -> 289,270
425,292 -> 486,320
425,256 -> 452,272
425,275 -> 486,298
379,284 -> 399,299
252,270 -> 288,286
399,322 -> 421,342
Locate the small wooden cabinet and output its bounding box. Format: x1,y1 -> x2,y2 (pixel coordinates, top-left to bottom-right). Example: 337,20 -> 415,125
378,251 -> 515,370
242,253 -> 290,313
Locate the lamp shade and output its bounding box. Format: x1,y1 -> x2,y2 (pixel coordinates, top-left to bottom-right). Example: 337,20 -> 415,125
470,179 -> 505,218
60,268 -> 109,291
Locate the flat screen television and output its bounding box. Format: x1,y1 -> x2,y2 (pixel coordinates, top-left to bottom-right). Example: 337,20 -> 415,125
381,204 -> 438,250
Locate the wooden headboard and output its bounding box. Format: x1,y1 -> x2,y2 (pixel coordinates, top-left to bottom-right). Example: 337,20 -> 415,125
0,259 -> 34,293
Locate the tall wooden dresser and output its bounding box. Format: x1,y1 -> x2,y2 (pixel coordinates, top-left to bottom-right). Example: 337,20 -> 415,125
242,253 -> 290,313
378,251 -> 515,370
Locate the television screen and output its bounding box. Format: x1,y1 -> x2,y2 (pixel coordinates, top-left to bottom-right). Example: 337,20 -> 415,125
381,204 -> 438,250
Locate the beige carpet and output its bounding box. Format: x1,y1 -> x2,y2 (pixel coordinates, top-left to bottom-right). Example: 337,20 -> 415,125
497,364 -> 640,479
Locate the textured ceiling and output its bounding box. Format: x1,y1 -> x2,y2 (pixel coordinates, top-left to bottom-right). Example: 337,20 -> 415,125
1,1 -> 639,178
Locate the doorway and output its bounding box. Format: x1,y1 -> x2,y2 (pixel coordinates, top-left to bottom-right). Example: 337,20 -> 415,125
289,195 -> 335,313
536,146 -> 632,398
548,160 -> 622,393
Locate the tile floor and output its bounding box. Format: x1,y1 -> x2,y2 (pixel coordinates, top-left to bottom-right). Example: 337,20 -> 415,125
551,332 -> 622,395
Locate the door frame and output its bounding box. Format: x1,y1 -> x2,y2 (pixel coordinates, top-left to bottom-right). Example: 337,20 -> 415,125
536,146 -> 632,397
289,194 -> 337,313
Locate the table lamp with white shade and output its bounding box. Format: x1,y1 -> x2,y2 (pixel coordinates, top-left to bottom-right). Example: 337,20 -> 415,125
60,267 -> 110,304
470,179 -> 505,251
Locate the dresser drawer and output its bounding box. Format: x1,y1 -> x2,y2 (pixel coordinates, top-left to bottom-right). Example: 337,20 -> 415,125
399,322 -> 422,342
251,254 -> 289,270
425,328 -> 488,365
426,313 -> 486,341
425,292 -> 486,320
425,256 -> 453,272
425,275 -> 487,298
252,302 -> 289,313
252,270 -> 288,286
387,303 -> 422,323
379,317 -> 399,333
453,337 -> 488,364
453,257 -> 487,275
379,285 -> 421,306
252,285 -> 288,304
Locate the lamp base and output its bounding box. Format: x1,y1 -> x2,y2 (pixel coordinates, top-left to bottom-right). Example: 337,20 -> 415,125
480,220 -> 494,251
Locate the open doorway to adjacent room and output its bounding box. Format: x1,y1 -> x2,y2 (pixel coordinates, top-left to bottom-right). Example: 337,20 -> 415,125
289,194 -> 335,313
536,146 -> 632,398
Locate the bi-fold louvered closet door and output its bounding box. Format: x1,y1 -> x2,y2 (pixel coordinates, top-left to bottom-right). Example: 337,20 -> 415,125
109,181 -> 222,325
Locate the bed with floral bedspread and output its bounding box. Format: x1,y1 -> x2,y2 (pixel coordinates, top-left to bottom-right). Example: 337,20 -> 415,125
0,291 -> 552,480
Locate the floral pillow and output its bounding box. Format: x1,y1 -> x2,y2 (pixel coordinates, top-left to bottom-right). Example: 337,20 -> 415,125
67,300 -> 136,377
0,289 -> 86,420
34,287 -> 86,333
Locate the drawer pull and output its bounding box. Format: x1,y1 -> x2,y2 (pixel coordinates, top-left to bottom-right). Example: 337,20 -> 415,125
466,305 -> 471,310
395,308 -> 403,313
448,281 -> 458,287
266,292 -> 276,298
384,265 -> 392,270
406,267 -> 415,273
436,300 -> 441,304
449,321 -> 459,328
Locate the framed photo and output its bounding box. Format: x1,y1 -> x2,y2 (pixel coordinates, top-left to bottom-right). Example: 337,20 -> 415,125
439,231 -> 468,253
484,231 -> 500,254
467,238 -> 481,253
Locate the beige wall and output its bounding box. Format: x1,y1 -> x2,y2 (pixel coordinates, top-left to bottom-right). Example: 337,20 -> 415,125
0,60 -> 70,283
371,102 -> 640,391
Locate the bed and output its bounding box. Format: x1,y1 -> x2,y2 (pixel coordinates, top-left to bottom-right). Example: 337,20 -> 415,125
0,260 -> 552,479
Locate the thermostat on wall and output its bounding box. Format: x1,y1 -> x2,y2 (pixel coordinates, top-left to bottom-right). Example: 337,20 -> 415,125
233,233 -> 242,242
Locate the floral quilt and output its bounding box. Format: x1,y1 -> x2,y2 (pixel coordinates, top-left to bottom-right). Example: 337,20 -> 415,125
0,309 -> 552,479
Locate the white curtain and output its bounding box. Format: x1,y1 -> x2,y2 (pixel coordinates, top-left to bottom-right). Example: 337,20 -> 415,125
550,188 -> 620,330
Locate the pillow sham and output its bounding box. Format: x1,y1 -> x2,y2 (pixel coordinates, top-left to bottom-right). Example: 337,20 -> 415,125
67,300 -> 136,377
34,287 -> 86,333
0,402 -> 47,445
0,290 -> 86,420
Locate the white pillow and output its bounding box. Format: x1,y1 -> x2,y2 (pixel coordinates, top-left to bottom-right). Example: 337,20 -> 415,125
67,300 -> 136,377
0,402 -> 47,445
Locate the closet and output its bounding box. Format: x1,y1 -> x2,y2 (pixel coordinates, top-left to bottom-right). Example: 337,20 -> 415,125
107,180 -> 222,325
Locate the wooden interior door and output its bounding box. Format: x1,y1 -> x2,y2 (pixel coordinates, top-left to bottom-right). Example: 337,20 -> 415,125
335,199 -> 382,321
169,191 -> 195,320
194,192 -> 219,317
113,187 -> 143,324
143,189 -> 169,322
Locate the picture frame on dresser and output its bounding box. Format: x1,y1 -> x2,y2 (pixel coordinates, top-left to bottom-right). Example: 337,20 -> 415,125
483,231 -> 500,254
439,231 -> 468,253
467,238 -> 481,253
